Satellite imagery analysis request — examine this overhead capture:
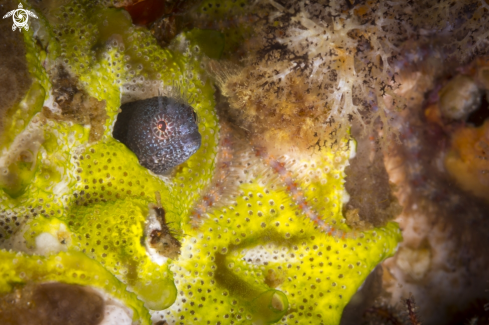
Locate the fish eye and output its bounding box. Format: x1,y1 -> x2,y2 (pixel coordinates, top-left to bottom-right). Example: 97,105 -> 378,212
112,96 -> 202,175
157,120 -> 166,131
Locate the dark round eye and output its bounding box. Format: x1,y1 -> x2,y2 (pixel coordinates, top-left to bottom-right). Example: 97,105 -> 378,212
157,120 -> 166,131
113,96 -> 202,175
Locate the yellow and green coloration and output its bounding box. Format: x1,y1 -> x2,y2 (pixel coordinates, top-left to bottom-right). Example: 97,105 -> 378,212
0,1 -> 401,324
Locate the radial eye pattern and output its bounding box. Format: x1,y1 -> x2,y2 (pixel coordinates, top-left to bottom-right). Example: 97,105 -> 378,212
114,96 -> 202,175
156,119 -> 167,133
152,115 -> 173,140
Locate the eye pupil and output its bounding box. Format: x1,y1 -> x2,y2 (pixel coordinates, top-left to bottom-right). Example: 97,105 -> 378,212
157,120 -> 166,131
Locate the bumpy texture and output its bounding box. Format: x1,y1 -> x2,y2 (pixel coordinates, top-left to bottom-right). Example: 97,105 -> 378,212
0,0 -> 402,324
113,96 -> 201,175
0,282 -> 105,325
210,0 -> 489,152
0,250 -> 150,324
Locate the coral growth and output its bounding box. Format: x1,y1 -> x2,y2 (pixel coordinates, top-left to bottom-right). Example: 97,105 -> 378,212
445,120 -> 489,202
379,55 -> 489,324
438,60 -> 489,202
213,0 -> 489,154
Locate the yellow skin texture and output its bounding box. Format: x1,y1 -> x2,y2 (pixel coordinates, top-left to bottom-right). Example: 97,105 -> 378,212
0,1 -> 401,324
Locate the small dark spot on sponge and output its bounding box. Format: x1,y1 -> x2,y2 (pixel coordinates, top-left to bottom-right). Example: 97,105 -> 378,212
0,282 -> 105,325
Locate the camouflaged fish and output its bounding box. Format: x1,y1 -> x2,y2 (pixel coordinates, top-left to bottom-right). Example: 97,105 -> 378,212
0,1 -> 401,324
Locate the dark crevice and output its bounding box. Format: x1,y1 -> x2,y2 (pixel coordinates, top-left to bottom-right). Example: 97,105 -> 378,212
466,92 -> 489,127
